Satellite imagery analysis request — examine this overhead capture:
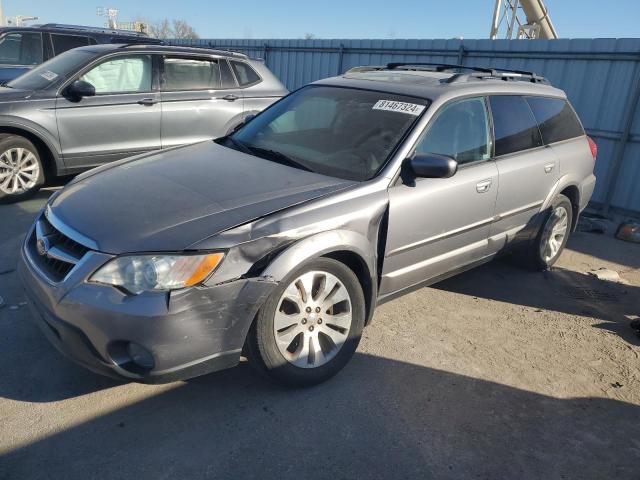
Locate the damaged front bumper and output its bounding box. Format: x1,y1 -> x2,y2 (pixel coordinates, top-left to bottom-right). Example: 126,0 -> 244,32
18,236 -> 277,383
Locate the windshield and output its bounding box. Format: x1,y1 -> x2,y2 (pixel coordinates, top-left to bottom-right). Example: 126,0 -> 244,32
229,85 -> 428,181
7,49 -> 96,90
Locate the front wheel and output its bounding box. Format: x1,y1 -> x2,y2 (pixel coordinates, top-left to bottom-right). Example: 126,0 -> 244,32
246,257 -> 365,386
0,135 -> 44,203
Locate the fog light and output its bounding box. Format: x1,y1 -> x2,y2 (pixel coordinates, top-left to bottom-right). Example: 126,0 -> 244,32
126,342 -> 155,370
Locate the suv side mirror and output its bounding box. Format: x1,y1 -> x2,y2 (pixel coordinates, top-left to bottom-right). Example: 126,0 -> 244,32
409,153 -> 458,178
232,114 -> 256,134
66,80 -> 96,99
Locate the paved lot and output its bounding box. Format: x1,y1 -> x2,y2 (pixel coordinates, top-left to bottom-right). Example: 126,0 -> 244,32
1,190 -> 639,480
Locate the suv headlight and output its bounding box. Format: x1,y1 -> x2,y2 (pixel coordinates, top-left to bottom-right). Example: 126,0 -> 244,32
90,253 -> 224,294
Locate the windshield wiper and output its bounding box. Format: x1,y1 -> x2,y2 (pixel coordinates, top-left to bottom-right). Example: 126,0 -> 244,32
244,145 -> 313,172
217,135 -> 253,155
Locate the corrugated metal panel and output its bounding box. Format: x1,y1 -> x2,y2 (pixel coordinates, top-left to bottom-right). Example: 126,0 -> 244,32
168,38 -> 640,214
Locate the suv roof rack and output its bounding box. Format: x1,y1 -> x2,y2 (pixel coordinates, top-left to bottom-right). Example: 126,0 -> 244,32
346,62 -> 549,84
121,43 -> 248,59
39,23 -> 150,37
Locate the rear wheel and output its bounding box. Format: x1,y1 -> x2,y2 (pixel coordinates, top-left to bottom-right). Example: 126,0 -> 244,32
0,135 -> 44,203
526,194 -> 573,270
246,257 -> 365,386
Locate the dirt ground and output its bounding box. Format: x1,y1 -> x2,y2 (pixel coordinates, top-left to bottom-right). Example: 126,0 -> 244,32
1,190 -> 639,480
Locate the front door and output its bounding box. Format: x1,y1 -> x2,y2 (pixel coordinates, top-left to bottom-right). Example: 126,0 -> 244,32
56,53 -> 161,168
380,97 -> 498,296
159,55 -> 245,147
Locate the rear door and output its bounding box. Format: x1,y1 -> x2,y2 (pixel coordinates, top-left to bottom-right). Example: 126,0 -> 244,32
486,95 -> 559,253
55,53 -> 161,168
380,96 -> 499,296
159,55 -> 244,147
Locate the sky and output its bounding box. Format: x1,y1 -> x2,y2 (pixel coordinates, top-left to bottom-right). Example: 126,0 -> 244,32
3,0 -> 640,39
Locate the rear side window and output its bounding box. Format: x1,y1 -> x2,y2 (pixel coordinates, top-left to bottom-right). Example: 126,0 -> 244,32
51,34 -> 90,55
526,97 -> 584,144
0,32 -> 43,65
163,57 -> 221,90
220,59 -> 236,88
489,95 -> 542,156
230,61 -> 260,86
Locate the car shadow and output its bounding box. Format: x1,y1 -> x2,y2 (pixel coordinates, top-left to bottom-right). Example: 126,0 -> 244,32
433,251 -> 640,346
1,354 -> 638,479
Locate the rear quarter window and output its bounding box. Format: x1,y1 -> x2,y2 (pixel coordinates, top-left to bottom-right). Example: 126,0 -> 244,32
489,95 -> 543,156
525,96 -> 584,144
230,61 -> 261,86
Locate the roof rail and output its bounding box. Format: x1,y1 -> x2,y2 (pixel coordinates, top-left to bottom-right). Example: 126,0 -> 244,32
39,23 -> 150,37
351,62 -> 549,84
120,43 -> 249,59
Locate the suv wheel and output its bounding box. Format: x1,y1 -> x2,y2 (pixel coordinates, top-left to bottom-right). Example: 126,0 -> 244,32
246,257 -> 365,386
528,194 -> 573,270
0,135 -> 44,203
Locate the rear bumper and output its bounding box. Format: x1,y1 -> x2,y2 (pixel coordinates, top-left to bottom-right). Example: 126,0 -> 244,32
18,236 -> 277,383
580,174 -> 597,212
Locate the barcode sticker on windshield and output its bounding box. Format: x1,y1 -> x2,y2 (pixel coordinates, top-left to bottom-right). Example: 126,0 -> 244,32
372,100 -> 425,116
39,70 -> 58,81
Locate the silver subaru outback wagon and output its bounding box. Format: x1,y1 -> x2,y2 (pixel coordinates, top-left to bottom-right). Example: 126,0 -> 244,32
0,43 -> 287,202
19,64 -> 596,386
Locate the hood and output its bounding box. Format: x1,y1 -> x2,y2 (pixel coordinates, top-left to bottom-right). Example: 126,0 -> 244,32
0,85 -> 34,102
49,141 -> 355,253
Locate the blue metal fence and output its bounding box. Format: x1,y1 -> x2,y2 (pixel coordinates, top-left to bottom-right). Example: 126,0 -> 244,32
171,38 -> 640,215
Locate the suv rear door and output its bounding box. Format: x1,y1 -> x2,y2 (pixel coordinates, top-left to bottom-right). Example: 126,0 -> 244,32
159,55 -> 244,147
486,95 -> 559,253
55,53 -> 161,168
380,96 -> 499,295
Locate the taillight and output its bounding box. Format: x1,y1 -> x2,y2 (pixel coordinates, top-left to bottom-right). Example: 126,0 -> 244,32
587,136 -> 597,160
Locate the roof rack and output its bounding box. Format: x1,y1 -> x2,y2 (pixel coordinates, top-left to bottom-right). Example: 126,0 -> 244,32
39,23 -> 150,37
118,43 -> 249,59
346,62 -> 549,84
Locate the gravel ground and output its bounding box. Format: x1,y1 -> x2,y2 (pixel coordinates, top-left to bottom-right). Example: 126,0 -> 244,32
1,190 -> 639,480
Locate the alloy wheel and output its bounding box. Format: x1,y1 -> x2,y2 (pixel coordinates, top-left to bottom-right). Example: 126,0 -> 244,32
0,147 -> 40,195
273,270 -> 352,368
540,205 -> 569,263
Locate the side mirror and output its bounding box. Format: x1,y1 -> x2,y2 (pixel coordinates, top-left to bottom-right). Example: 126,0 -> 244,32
66,80 -> 95,99
232,114 -> 256,134
409,153 -> 458,178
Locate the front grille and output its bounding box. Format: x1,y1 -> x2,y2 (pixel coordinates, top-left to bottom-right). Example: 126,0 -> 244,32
27,211 -> 91,283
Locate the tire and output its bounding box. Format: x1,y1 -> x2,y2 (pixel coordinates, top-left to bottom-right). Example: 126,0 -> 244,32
246,257 -> 366,386
0,135 -> 45,203
526,194 -> 573,270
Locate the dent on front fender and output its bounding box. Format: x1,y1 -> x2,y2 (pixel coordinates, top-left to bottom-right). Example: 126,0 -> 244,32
199,186 -> 389,287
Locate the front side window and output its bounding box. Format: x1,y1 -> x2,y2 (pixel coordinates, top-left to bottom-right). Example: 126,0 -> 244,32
0,32 -> 43,66
415,97 -> 490,165
51,34 -> 90,55
80,55 -> 152,94
163,57 -> 221,90
230,61 -> 260,86
490,95 -> 543,156
526,96 -> 584,144
228,85 -> 428,181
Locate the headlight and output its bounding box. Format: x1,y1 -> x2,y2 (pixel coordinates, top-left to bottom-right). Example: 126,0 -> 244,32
90,253 -> 224,294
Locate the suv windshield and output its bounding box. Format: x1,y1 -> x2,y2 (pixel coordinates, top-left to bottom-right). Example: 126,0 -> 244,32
6,48 -> 96,90
228,85 -> 428,181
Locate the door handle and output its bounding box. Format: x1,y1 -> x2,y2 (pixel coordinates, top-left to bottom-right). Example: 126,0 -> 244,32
476,179 -> 492,193
544,163 -> 555,173
219,94 -> 239,102
137,98 -> 157,106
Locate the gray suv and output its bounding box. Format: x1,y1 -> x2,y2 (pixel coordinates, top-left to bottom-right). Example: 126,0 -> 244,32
19,64 -> 596,386
0,43 -> 287,201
